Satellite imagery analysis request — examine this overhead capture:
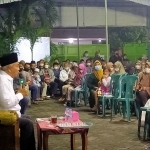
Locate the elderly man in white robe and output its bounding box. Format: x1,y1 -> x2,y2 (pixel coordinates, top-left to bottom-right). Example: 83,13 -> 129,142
0,53 -> 36,150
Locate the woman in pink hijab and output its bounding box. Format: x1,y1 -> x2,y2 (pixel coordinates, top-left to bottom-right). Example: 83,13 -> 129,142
78,63 -> 87,75
64,64 -> 87,106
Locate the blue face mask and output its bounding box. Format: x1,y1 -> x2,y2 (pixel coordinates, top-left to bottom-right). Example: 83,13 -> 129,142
95,65 -> 101,71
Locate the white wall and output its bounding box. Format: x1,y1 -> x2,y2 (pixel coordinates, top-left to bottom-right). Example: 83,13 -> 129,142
55,6 -> 147,27
15,37 -> 50,62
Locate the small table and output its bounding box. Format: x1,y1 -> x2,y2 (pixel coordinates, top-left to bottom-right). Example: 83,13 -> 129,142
36,119 -> 89,150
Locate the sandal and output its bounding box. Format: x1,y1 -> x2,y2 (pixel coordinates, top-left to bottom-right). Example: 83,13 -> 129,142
37,98 -> 44,101
32,101 -> 38,104
59,98 -> 65,102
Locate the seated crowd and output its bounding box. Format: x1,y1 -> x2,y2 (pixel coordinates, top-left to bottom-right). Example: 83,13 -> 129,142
0,50 -> 149,150
15,50 -> 150,114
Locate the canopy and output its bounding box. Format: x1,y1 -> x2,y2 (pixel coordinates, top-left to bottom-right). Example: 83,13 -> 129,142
0,0 -> 21,4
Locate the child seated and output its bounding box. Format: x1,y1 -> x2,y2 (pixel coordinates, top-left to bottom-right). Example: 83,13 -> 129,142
92,67 -> 111,111
33,68 -> 43,101
101,67 -> 111,94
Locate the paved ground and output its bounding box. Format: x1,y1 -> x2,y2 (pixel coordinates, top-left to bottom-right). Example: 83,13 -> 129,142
27,99 -> 150,150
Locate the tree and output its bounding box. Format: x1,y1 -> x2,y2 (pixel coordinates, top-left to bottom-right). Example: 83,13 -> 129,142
0,0 -> 58,59
108,27 -> 148,51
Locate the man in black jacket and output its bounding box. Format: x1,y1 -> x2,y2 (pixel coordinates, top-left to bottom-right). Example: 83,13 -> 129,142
109,50 -> 122,63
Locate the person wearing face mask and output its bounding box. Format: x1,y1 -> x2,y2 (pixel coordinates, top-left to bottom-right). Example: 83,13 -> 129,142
30,61 -> 36,74
39,61 -> 58,98
109,50 -> 122,64
135,61 -> 142,74
32,68 -> 43,101
106,62 -> 115,75
101,60 -> 107,69
65,64 -> 87,106
72,61 -> 78,67
135,62 -> 150,111
114,61 -> 126,75
86,59 -> 93,73
39,60 -> 45,70
59,63 -> 71,86
93,50 -> 104,62
24,63 -> 39,104
87,60 -> 103,110
53,62 -> 64,96
81,51 -> 89,63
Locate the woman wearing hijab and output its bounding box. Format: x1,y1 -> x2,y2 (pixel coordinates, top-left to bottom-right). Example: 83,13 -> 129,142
65,64 -> 87,105
114,61 -> 126,75
87,60 -> 103,110
106,62 -> 115,75
136,62 -> 150,110
78,63 -> 87,75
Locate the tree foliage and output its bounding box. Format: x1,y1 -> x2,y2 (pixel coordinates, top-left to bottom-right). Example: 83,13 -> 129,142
109,27 -> 148,51
0,0 -> 58,58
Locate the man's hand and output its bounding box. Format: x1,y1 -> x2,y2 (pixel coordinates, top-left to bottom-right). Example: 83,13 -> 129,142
27,81 -> 32,85
18,84 -> 29,97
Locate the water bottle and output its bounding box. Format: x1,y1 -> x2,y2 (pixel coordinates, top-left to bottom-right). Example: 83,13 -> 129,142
65,108 -> 69,122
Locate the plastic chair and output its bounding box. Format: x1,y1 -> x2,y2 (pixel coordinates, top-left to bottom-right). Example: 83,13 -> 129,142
97,74 -> 123,116
72,74 -> 91,107
138,107 -> 150,140
112,75 -> 138,122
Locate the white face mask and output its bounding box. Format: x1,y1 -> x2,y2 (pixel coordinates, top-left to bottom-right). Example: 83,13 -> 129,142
135,65 -> 141,70
54,66 -> 58,70
115,68 -> 119,72
40,63 -> 44,67
85,53 -> 88,57
45,65 -> 49,69
145,68 -> 150,74
87,63 -> 91,66
65,67 -> 69,70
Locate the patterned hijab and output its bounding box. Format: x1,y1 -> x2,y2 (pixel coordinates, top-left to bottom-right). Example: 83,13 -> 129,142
93,60 -> 103,81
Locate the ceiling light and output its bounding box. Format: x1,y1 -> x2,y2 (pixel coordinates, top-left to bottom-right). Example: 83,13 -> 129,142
68,38 -> 74,44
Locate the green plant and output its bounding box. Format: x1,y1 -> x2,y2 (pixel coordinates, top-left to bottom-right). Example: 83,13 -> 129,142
109,27 -> 148,51
0,0 -> 58,58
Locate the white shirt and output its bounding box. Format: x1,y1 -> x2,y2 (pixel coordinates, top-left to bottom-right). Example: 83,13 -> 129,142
59,69 -> 71,82
0,70 -> 23,117
102,76 -> 111,87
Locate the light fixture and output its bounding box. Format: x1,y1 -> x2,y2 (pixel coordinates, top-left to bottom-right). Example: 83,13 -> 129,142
99,39 -> 102,42
68,38 -> 74,44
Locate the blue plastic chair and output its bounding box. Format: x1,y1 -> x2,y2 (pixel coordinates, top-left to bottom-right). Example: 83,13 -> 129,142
72,74 -> 91,107
112,75 -> 138,122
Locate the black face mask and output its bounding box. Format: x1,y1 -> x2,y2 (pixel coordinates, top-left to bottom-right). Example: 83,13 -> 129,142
24,68 -> 30,72
19,68 -> 24,72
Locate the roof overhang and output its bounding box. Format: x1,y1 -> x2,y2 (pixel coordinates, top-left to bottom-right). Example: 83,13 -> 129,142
0,0 -> 21,4
126,0 -> 150,6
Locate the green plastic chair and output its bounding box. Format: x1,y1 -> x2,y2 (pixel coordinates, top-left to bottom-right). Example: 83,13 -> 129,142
97,74 -> 123,116
112,75 -> 138,122
138,107 -> 150,141
71,73 -> 91,107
